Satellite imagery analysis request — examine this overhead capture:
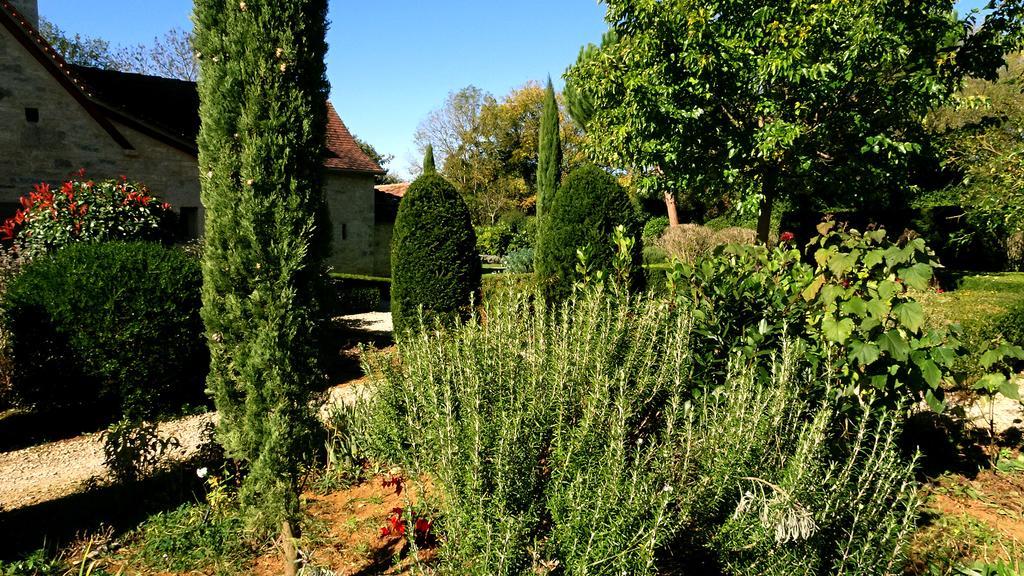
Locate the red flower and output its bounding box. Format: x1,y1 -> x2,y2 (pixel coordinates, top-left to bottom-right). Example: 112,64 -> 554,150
161,202 -> 172,211
414,518 -> 432,536
780,231 -> 795,243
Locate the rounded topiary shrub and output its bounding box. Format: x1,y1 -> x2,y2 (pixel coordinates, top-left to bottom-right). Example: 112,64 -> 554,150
391,173 -> 481,334
535,165 -> 642,302
3,241 -> 208,420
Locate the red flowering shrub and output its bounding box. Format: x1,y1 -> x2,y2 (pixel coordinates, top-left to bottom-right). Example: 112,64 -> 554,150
1,172 -> 175,258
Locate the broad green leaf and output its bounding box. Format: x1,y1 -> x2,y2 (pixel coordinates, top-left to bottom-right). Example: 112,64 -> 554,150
820,284 -> 846,309
877,331 -> 910,361
893,302 -> 925,333
849,341 -> 880,366
865,298 -> 890,319
827,250 -> 860,276
802,275 -> 825,302
878,280 -> 901,301
975,373 -> 1008,395
915,358 -> 942,388
866,229 -> 887,243
1002,379 -> 1021,401
822,315 -> 856,344
817,221 -> 836,236
924,389 -> 945,413
884,245 -> 914,268
842,296 -> 868,316
814,248 -> 831,268
899,263 -> 933,291
863,249 -> 885,269
981,348 -> 1002,369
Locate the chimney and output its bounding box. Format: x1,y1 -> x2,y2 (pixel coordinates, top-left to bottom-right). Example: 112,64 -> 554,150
8,0 -> 38,28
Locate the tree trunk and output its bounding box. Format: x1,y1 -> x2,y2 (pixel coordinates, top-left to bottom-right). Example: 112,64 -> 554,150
757,169 -> 777,244
282,520 -> 299,576
664,190 -> 680,227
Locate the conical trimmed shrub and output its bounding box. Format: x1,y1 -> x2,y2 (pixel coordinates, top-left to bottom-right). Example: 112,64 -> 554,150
193,0 -> 329,561
391,173 -> 481,333
535,164 -> 642,302
423,144 -> 437,175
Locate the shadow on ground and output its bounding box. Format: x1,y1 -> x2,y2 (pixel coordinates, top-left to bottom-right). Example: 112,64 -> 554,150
0,459 -> 208,561
323,316 -> 393,387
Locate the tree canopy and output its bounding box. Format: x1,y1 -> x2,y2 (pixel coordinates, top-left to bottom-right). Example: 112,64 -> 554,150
414,82 -> 587,224
566,0 -> 1024,241
40,18 -> 198,81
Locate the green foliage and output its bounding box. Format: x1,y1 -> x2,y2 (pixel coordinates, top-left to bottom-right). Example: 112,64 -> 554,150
0,549 -> 65,576
130,502 -> 253,574
1,175 -> 175,260
480,273 -> 535,307
566,0 -> 1022,240
502,247 -> 534,274
101,419 -> 181,483
423,143 -> 437,174
997,302 -> 1024,350
194,0 -> 330,535
642,216 -> 669,242
667,224 -> 964,410
803,222 -> 961,410
331,275 -> 390,314
955,560 -> 1024,576
476,213 -> 536,257
2,242 -> 207,420
667,242 -> 813,384
414,83 -> 588,225
535,165 -> 641,302
536,77 -> 562,219
390,174 -> 481,334
928,53 -> 1024,270
356,290 -> 919,576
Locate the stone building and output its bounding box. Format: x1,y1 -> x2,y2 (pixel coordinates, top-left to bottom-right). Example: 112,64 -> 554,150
0,0 -> 396,275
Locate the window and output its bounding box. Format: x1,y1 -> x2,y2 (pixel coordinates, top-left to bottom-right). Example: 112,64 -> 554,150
24,108 -> 39,123
178,207 -> 199,241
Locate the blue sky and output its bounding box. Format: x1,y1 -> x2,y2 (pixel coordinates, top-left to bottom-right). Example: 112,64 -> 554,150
39,0 -> 989,178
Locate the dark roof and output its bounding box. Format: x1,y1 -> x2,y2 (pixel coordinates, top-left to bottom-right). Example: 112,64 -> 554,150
0,1 -> 383,174
70,65 -> 201,151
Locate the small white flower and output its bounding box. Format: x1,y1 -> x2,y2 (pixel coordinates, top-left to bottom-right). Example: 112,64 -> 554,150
197,467 -> 209,479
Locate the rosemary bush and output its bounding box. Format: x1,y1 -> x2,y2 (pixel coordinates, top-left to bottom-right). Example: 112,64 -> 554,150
357,289 -> 919,575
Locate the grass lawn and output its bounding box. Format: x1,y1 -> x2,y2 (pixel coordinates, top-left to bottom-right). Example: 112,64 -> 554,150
919,272 -> 1024,331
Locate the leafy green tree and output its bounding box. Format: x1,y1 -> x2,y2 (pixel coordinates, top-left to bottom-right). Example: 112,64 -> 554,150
193,1 -> 330,573
536,165 -> 641,302
927,52 -> 1024,269
415,83 -> 587,224
354,135 -> 401,184
391,174 -> 481,334
423,143 -> 437,174
566,1 -> 1023,242
536,77 -> 562,219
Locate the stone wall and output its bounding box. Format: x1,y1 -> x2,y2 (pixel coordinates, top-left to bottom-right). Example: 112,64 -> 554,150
0,23 -> 385,273
0,23 -> 202,233
325,172 -> 379,275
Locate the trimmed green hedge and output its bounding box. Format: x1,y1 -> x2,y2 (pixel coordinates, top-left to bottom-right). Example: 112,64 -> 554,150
330,273 -> 391,314
3,242 -> 207,420
391,174 -> 481,333
535,165 -> 642,302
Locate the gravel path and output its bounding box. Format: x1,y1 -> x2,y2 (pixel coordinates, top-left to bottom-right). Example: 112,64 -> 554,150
0,312 -> 392,514
0,413 -> 216,512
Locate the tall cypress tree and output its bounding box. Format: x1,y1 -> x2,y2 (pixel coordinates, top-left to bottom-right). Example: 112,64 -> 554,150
423,143 -> 437,174
193,1 -> 329,573
536,77 -> 562,219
